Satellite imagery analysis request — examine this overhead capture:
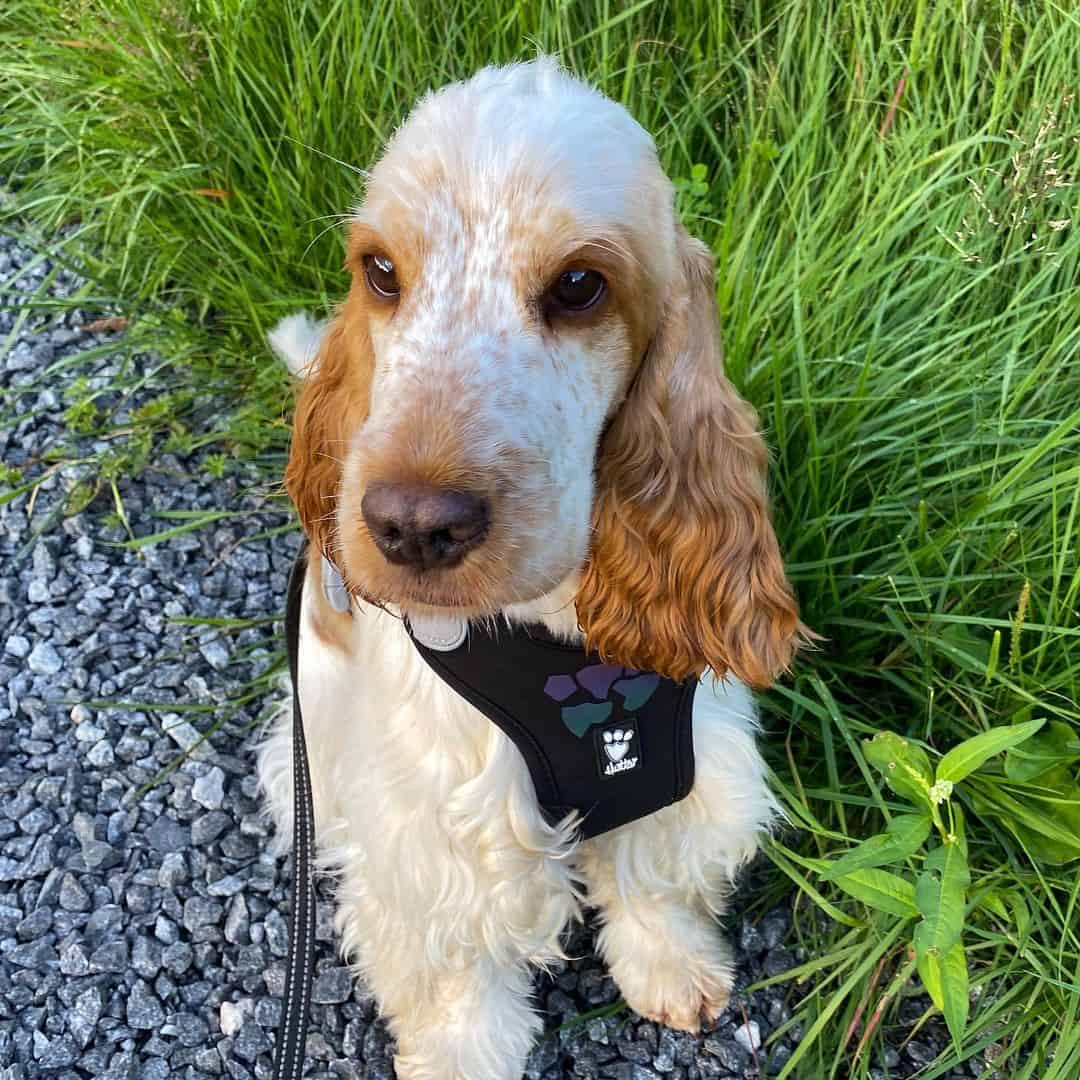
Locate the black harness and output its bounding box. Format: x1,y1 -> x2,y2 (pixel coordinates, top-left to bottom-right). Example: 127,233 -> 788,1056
272,546 -> 698,1076
408,620 -> 697,837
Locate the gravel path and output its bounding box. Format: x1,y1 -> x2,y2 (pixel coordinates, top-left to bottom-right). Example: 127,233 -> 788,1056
0,228 -> 973,1079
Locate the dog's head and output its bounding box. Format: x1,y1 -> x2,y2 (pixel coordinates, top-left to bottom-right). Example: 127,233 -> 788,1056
285,59 -> 803,686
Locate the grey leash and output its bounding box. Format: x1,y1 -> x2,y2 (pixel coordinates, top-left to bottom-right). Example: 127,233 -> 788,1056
272,545 -> 316,1079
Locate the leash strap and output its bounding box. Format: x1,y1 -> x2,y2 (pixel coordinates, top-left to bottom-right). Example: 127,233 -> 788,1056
272,545 -> 315,1080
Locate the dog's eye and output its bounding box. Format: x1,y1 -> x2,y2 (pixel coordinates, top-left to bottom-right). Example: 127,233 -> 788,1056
549,268 -> 606,313
364,254 -> 399,298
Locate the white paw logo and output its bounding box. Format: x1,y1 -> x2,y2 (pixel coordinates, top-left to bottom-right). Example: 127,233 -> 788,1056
602,728 -> 634,763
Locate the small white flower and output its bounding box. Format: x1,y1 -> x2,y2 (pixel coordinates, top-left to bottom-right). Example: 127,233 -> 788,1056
929,779 -> 954,805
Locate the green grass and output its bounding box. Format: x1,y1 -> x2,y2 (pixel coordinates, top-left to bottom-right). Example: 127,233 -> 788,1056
3,0 -> 1079,1075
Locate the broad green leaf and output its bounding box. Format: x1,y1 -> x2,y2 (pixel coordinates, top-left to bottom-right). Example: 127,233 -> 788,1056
833,868 -> 918,917
937,718 -> 1045,783
914,810 -> 970,956
917,941 -> 969,1049
863,732 -> 933,806
1008,892 -> 1032,940
1004,721 -> 1080,782
883,811 -> 933,851
1011,825 -> 1080,867
971,784 -> 1080,865
821,814 -> 931,879
973,888 -> 1009,921
934,624 -> 991,673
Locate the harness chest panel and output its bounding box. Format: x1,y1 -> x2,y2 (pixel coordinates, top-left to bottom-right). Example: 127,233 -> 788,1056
407,621 -> 698,839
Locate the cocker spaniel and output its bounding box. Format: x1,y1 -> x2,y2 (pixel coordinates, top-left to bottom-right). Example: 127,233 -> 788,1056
258,58 -> 803,1080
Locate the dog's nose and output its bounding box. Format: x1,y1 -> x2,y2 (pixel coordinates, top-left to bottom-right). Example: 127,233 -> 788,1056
361,483 -> 489,570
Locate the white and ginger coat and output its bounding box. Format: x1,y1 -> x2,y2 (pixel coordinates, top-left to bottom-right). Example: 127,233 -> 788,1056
258,58 -> 805,1080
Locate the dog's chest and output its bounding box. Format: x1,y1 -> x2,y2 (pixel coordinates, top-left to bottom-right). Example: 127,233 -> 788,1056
302,605 -> 514,810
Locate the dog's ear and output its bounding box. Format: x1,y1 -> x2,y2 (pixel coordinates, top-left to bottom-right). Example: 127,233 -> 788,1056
283,314 -> 372,556
576,227 -> 804,687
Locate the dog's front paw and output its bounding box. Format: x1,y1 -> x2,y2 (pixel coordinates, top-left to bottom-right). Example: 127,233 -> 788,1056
390,969 -> 541,1080
601,909 -> 734,1033
394,1032 -> 535,1080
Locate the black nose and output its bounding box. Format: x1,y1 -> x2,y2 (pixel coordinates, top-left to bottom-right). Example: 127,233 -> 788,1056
361,483 -> 490,570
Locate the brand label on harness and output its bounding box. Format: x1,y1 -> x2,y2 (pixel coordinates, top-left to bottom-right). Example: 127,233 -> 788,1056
594,720 -> 642,779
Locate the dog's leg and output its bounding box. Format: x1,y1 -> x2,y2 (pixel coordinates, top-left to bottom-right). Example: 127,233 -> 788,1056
333,817 -> 577,1080
578,848 -> 735,1032
376,954 -> 544,1080
579,678 -> 777,1032
325,692 -> 579,1080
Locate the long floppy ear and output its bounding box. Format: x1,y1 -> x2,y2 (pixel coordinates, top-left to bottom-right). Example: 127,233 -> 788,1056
283,312 -> 372,555
575,228 -> 804,687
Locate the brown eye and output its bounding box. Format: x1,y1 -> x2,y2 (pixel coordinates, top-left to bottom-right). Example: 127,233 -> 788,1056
364,253 -> 399,298
550,268 -> 606,312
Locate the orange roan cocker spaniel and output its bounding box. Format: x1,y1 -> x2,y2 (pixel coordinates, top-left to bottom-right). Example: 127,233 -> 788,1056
258,58 -> 806,1080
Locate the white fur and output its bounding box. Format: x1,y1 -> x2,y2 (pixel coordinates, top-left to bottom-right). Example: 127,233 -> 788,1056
259,60 -> 780,1080
267,312 -> 326,377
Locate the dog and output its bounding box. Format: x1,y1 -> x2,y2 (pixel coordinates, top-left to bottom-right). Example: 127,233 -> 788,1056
258,58 -> 804,1080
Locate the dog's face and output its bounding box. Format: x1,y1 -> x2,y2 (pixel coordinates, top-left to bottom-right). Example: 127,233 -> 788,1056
286,60 -> 803,686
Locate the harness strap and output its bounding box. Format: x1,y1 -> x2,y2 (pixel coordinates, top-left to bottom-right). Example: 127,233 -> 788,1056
272,546 -> 316,1080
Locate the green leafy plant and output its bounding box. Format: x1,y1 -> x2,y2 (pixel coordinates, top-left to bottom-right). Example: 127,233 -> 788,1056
673,163 -> 712,221
201,452 -> 231,479
62,396 -> 101,435
818,720 -> 1045,1048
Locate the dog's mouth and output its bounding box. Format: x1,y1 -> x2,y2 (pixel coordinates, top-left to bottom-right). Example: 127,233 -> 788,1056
339,548 -> 570,619
336,554 -> 502,615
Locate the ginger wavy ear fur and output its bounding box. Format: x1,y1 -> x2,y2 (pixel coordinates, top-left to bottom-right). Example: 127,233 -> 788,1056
575,228 -> 807,688
283,309 -> 372,559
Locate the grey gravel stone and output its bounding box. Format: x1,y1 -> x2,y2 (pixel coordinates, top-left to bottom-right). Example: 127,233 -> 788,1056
702,1034 -> 749,1073
37,1033 -> 79,1069
207,871 -> 247,897
232,1019 -> 270,1062
183,895 -> 224,931
5,633 -> 30,658
127,979 -> 166,1030
734,1018 -> 762,1053
16,905 -> 51,939
59,941 -> 90,976
908,1040 -> 938,1066
264,908 -> 289,957
173,1011 -> 211,1046
27,639 -> 63,675
312,967 -> 353,1004
69,986 -> 104,1049
146,814 -> 189,853
193,765 -> 227,809
162,940 -> 194,976
654,1027 -> 678,1071
7,938 -> 57,969
89,940 -> 128,974
224,894 -> 250,944
200,639 -> 231,671
132,936 -> 163,978
59,871 -> 91,911
158,850 -> 189,887
192,809 -> 232,845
